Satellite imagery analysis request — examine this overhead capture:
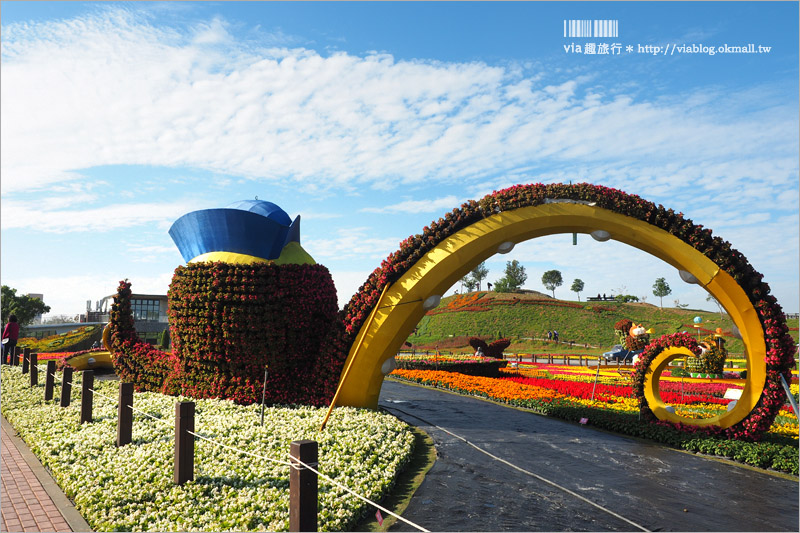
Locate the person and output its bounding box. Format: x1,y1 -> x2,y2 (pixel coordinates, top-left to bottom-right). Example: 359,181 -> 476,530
475,345 -> 484,357
554,330 -> 559,342
2,315 -> 20,364
547,330 -> 552,341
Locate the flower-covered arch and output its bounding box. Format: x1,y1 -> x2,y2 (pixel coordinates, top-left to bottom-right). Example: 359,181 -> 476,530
336,183 -> 795,440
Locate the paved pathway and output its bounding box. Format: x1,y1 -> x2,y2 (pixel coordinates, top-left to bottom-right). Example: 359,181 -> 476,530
1,417 -> 90,532
379,379 -> 799,532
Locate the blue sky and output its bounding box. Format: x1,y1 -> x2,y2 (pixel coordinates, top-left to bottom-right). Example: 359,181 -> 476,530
1,1 -> 798,318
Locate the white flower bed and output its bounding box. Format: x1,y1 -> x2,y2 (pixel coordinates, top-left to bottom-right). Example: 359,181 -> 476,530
1,367 -> 415,531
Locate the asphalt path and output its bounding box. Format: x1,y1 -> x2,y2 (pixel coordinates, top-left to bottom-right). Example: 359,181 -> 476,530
378,379 -> 799,532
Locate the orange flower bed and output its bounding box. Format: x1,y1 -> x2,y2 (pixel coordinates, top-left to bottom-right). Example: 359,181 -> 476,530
391,368 -> 565,403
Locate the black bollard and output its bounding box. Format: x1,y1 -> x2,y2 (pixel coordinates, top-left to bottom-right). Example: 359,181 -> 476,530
174,401 -> 195,485
289,440 -> 319,532
60,367 -> 73,407
81,370 -> 94,423
117,382 -> 133,447
29,353 -> 38,386
45,361 -> 56,401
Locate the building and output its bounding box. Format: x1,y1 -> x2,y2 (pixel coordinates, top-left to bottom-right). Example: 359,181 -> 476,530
83,293 -> 170,345
26,293 -> 45,324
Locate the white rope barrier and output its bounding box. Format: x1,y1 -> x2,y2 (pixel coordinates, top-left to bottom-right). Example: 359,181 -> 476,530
7,364 -> 426,530
187,430 -> 294,467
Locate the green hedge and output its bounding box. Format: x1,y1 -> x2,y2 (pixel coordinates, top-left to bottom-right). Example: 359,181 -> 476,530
395,359 -> 508,377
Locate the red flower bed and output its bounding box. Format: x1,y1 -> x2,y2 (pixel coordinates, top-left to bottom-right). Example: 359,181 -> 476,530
502,375 -> 725,406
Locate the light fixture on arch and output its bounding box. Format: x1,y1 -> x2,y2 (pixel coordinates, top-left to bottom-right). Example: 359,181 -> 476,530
590,230 -> 611,242
497,241 -> 515,254
422,295 -> 442,310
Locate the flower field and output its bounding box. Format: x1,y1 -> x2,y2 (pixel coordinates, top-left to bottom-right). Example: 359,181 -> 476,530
1,366 -> 415,532
391,361 -> 799,474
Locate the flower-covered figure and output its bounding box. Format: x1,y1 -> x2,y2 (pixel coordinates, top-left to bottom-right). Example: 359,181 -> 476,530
686,334 -> 728,377
109,200 -> 348,406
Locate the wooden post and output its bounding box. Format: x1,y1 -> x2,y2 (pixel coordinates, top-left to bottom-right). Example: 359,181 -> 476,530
117,382 -> 133,447
290,440 -> 318,532
29,353 -> 38,386
174,401 -> 194,485
12,346 -> 20,366
22,347 -> 30,374
60,367 -> 73,407
81,370 -> 94,424
44,361 -> 56,401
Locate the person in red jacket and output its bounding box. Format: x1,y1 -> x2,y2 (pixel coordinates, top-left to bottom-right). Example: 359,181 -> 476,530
2,315 -> 20,364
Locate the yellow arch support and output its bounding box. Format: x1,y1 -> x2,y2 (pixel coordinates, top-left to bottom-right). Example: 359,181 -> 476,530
333,202 -> 766,430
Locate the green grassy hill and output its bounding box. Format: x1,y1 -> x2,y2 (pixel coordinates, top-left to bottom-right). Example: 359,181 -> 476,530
408,291 -> 800,355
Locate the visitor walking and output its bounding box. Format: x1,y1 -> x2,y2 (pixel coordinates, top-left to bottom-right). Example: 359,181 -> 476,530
547,330 -> 552,341
554,330 -> 559,343
2,315 -> 20,364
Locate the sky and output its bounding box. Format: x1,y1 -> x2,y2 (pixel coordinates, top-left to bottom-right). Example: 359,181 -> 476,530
1,1 -> 798,319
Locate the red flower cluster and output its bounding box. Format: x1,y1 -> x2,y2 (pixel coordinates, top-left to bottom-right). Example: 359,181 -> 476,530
110,263 -> 348,406
343,182 -> 795,440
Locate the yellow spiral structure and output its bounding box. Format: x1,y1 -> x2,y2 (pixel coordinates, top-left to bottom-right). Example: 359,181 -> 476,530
332,202 -> 765,431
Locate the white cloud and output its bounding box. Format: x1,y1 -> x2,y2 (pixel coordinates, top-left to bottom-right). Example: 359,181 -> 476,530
1,7 -> 797,315
361,195 -> 463,214
0,200 -> 201,233
304,227 -> 401,261
1,8 -> 795,201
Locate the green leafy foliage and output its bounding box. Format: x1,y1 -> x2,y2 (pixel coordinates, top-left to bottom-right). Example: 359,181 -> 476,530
1,285 -> 51,326
652,277 -> 672,308
541,270 -> 563,298
570,278 -> 584,300
494,260 -> 528,293
395,358 -> 508,377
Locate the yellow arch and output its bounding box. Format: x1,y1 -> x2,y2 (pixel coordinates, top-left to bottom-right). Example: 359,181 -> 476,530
334,202 -> 766,430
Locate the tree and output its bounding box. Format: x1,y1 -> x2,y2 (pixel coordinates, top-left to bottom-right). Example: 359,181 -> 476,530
541,270 -> 563,298
652,277 -> 672,309
159,327 -> 171,350
493,260 -> 527,293
461,275 -> 478,292
470,262 -> 489,291
570,279 -> 585,301
1,285 -> 51,326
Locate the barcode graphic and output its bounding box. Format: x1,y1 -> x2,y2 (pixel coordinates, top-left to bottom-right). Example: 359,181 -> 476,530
563,19 -> 619,38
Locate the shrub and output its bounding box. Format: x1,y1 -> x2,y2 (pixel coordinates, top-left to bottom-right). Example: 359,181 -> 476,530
395,358 -> 508,377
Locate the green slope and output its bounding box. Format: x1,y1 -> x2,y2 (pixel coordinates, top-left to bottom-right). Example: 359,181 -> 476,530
408,291 -> 800,354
